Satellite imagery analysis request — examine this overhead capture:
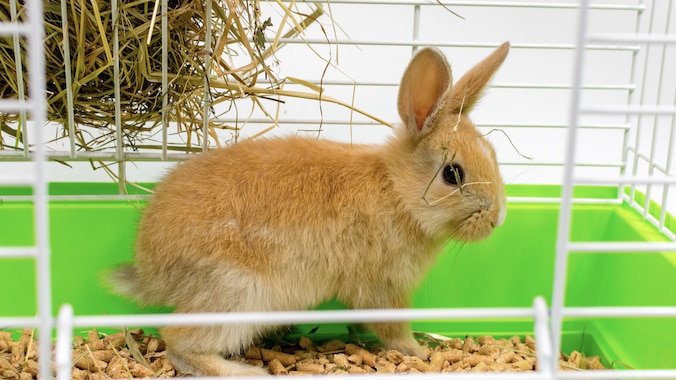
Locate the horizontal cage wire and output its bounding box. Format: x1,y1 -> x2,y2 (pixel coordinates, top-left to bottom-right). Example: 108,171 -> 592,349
0,0 -> 675,379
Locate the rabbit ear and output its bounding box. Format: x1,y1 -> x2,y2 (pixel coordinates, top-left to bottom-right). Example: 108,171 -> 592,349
397,47 -> 453,134
449,42 -> 510,114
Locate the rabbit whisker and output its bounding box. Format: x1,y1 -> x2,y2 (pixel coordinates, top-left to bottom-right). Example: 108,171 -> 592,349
424,181 -> 493,206
445,227 -> 470,257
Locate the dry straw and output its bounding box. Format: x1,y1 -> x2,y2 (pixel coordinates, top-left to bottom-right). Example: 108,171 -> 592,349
0,0 -> 387,154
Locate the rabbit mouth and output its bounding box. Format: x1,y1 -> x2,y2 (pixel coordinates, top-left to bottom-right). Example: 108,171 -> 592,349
455,209 -> 498,242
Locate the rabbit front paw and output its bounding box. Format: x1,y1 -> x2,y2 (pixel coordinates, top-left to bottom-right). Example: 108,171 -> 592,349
387,336 -> 425,358
373,322 -> 425,358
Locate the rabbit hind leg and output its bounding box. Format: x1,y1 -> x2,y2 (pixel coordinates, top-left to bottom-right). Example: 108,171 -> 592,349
161,325 -> 269,376
167,350 -> 268,376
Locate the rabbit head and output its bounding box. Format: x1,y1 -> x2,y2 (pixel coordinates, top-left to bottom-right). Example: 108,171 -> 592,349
387,43 -> 509,243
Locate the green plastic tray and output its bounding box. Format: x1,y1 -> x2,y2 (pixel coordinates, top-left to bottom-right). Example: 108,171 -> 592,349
1,184 -> 674,369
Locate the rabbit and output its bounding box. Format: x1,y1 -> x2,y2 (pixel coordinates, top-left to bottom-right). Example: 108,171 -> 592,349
109,42 -> 509,376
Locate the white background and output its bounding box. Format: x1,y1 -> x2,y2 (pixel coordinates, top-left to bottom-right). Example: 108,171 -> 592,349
2,0 -> 675,217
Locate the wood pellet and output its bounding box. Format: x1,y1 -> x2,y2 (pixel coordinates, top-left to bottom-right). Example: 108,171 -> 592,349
0,328 -> 605,378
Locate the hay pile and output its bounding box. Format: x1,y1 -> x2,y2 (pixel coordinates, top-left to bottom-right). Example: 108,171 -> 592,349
0,0 -> 324,153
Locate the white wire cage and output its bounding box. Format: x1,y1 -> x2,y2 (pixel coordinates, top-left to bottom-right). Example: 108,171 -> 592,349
0,0 -> 675,379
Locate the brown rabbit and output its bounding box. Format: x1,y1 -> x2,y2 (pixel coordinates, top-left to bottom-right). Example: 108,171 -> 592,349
109,42 -> 509,376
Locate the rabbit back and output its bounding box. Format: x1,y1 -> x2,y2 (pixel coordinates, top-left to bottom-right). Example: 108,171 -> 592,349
127,136 -> 435,312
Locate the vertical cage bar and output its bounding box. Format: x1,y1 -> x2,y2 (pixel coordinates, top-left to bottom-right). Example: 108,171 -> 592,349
629,0 -> 657,206
60,0 -> 77,159
55,304 -> 74,380
411,4 -> 421,55
619,0 -> 646,203
643,0 -> 673,217
551,0 -> 590,371
662,88 -> 676,233
113,0 -> 127,193
25,0 -> 51,377
162,0 -> 169,161
532,297 -> 553,376
202,0 -> 213,152
9,0 -> 28,157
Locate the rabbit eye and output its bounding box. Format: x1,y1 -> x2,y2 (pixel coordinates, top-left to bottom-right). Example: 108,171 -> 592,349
443,164 -> 464,186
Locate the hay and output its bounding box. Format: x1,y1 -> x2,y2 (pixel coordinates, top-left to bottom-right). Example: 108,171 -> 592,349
0,0 -> 343,153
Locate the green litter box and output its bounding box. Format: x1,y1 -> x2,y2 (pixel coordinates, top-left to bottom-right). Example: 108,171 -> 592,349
1,183 -> 675,370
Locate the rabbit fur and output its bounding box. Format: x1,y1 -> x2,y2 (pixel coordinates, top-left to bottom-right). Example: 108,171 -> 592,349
109,42 -> 510,376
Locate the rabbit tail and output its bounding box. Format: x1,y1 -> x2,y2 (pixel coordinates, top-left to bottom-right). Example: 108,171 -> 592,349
107,264 -> 151,304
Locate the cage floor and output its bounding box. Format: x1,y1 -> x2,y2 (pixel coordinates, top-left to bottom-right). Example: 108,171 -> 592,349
1,184 -> 675,370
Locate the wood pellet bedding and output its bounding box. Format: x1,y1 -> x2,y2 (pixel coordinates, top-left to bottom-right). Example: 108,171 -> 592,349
0,328 -> 605,378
